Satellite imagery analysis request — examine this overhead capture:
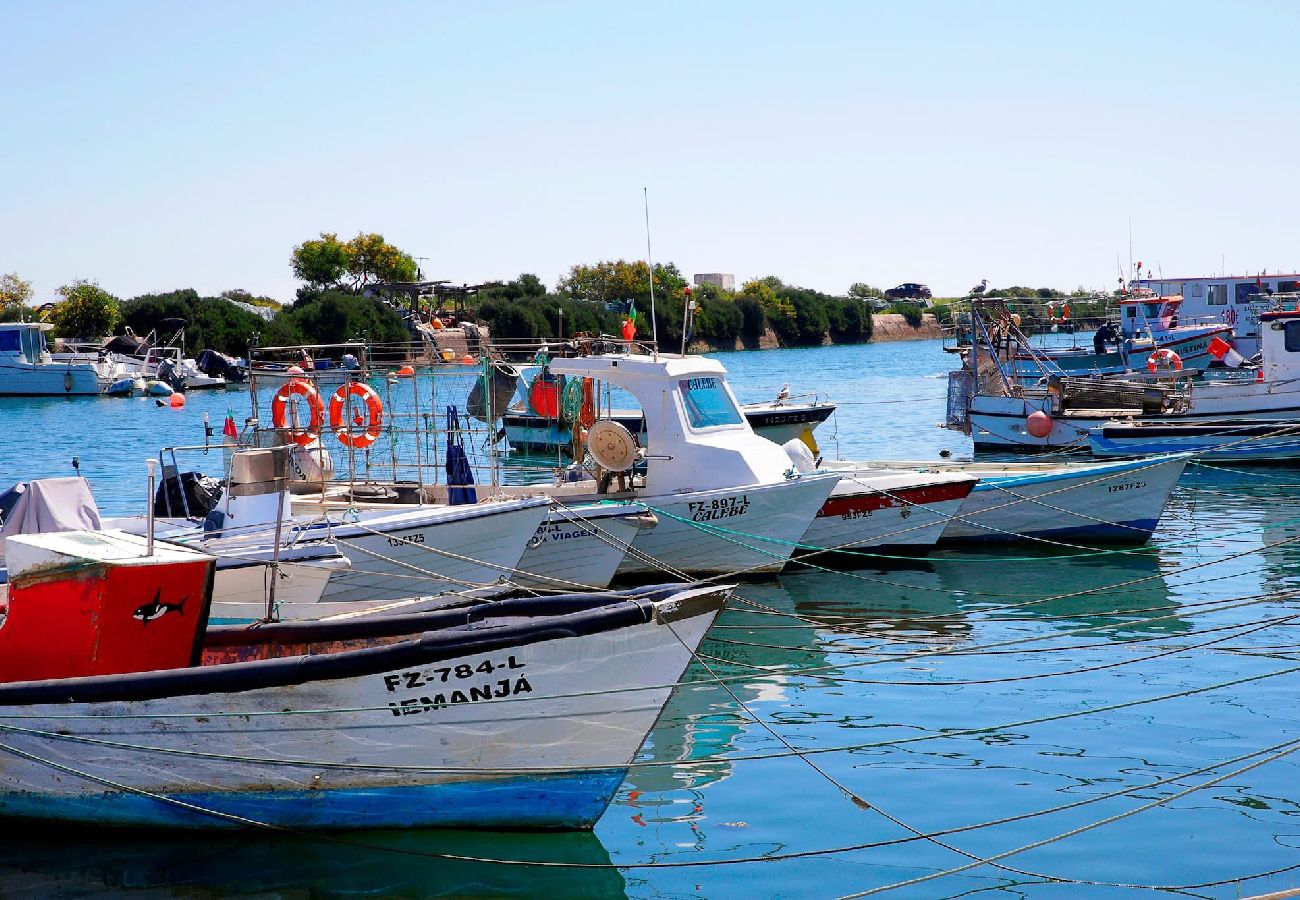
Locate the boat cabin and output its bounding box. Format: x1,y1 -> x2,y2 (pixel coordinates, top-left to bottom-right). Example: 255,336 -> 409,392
1118,294 -> 1186,338
1257,308 -> 1300,383
0,322 -> 54,365
547,353 -> 800,494
1135,273 -> 1300,355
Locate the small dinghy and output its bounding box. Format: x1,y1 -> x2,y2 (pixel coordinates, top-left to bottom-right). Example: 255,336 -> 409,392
0,528 -> 726,830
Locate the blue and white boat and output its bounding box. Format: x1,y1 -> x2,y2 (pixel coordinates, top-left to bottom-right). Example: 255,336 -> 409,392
839,453 -> 1189,543
1089,419 -> 1300,462
0,322 -> 121,396
0,529 -> 726,831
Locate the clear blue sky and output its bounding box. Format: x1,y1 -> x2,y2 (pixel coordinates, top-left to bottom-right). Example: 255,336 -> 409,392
2,0 -> 1297,303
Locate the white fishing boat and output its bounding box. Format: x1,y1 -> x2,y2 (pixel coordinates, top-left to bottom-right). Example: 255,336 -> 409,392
0,528 -> 727,831
1133,272 -> 1300,357
781,441 -> 979,553
841,453 -> 1189,543
0,322 -> 120,396
538,352 -> 841,576
1089,419 -> 1300,462
950,301 -> 1300,450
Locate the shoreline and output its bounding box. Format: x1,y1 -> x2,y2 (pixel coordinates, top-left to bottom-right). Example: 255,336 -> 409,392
687,312 -> 944,353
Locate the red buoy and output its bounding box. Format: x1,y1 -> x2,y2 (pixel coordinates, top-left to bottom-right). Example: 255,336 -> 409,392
1025,410 -> 1052,438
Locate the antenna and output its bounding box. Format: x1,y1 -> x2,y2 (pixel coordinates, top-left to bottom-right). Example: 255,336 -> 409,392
643,187 -> 658,354
1127,217 -> 1133,283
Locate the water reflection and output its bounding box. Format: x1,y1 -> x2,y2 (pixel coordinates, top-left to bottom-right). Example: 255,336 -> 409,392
0,825 -> 623,898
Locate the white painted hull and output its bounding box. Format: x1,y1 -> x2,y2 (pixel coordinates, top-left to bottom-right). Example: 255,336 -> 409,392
938,454 -> 1188,542
512,505 -> 645,591
611,475 -> 839,576
968,379 -> 1300,450
798,471 -> 976,551
312,499 -> 551,602
0,587 -> 724,830
0,361 -> 107,396
208,558 -> 348,623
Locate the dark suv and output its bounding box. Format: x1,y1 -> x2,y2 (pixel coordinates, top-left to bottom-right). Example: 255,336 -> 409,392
885,282 -> 932,300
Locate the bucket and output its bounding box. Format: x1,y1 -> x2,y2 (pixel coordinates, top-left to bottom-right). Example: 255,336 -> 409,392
467,360 -> 521,422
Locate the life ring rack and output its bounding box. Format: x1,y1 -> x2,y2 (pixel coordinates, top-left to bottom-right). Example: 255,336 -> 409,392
329,382 -> 385,449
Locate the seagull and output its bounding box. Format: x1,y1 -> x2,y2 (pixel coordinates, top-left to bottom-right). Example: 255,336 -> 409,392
969,279 -> 988,297
776,383 -> 791,404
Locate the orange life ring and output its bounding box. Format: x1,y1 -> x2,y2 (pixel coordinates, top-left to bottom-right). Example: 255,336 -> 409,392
329,382 -> 384,448
271,379 -> 324,447
1147,348 -> 1183,373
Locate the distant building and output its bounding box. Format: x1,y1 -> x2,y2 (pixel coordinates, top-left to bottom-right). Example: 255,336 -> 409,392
694,273 -> 735,292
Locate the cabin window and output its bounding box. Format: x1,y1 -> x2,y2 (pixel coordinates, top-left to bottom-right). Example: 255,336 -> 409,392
1236,283 -> 1264,303
1189,284 -> 1203,297
1207,285 -> 1227,305
1125,306 -> 1136,320
1285,321 -> 1300,352
678,376 -> 743,429
0,331 -> 19,353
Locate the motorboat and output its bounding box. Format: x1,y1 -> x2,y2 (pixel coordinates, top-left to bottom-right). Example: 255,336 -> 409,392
536,352 -> 841,576
0,527 -> 727,831
1089,419 -> 1300,462
780,440 -> 978,553
0,322 -> 121,396
838,454 -> 1189,543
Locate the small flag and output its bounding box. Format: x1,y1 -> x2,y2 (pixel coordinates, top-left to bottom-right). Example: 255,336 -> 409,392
223,406 -> 238,439
1207,336 -> 1245,368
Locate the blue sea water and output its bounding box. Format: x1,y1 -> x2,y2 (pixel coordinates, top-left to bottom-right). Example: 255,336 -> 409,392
2,339 -> 1300,898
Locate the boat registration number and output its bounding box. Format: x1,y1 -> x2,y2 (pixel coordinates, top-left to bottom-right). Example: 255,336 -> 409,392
689,494 -> 751,522
385,531 -> 426,547
1107,481 -> 1147,493
383,655 -> 530,717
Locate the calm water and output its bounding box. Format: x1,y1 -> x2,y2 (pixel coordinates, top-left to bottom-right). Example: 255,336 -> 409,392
3,340 -> 1300,898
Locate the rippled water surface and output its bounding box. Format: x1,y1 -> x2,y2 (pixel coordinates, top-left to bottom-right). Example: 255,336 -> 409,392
3,339 -> 1300,898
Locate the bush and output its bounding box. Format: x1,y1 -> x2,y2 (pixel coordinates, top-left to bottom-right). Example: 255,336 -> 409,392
888,301 -> 925,327
49,280 -> 121,339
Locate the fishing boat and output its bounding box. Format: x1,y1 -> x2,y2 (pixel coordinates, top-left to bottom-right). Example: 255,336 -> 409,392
781,441 -> 979,554
949,300 -> 1300,450
990,294 -> 1232,382
0,322 -> 122,396
0,528 -> 727,830
501,366 -> 836,454
1130,272 -> 1300,358
1089,419 -> 1300,462
536,351 -> 841,576
822,453 -> 1189,543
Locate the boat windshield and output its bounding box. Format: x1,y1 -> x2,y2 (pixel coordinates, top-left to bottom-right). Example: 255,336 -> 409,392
678,376 -> 743,429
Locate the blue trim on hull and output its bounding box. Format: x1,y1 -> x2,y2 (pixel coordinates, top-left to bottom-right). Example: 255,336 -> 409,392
943,518 -> 1159,544
0,769 -> 628,830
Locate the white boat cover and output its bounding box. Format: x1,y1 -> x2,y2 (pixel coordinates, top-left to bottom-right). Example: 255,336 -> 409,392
0,477 -> 102,561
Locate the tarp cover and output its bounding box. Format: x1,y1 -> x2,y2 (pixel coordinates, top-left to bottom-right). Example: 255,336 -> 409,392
0,477 -> 102,561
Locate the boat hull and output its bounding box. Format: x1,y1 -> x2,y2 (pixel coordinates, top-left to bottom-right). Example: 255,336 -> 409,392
311,499 -> 550,603
940,454 -> 1188,543
512,505 -> 646,591
611,475 -> 839,576
1089,421 -> 1300,461
0,587 -> 723,830
797,475 -> 975,552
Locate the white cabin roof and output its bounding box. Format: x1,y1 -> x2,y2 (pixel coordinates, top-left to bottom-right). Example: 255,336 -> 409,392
5,529 -> 212,581
0,322 -> 52,332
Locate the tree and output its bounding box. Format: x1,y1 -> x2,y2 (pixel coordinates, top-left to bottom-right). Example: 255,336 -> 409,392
738,278 -> 794,329
0,272 -> 33,313
291,233 -> 349,288
847,282 -> 884,301
344,232 -> 418,289
49,280 -> 121,339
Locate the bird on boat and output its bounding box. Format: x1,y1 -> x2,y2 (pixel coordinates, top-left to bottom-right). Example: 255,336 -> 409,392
970,279 -> 989,297
776,383 -> 790,404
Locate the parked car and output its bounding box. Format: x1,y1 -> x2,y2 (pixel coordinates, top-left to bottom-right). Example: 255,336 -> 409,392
884,283 -> 932,300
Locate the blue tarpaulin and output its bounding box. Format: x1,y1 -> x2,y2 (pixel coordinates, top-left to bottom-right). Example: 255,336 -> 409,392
446,406 -> 477,505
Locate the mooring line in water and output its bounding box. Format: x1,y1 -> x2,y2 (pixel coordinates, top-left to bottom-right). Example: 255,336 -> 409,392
697,609 -> 1300,688
837,733 -> 1300,897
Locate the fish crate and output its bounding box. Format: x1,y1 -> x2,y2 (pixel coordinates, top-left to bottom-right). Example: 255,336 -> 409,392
945,370 -> 974,434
